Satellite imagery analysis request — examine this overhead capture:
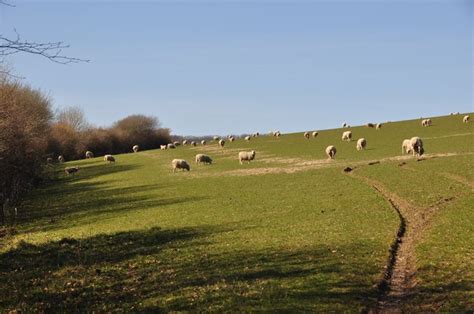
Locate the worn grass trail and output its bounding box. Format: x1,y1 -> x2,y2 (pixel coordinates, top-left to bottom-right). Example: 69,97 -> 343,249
1,114 -> 473,311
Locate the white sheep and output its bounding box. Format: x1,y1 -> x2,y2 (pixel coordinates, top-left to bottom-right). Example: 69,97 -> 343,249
104,155 -> 115,163
132,145 -> 139,153
182,140 -> 188,145
253,132 -> 260,137
160,145 -> 167,150
195,154 -> 212,165
304,132 -> 310,139
342,122 -> 347,128
421,119 -> 432,127
341,131 -> 352,141
409,137 -> 424,156
65,166 -> 80,175
58,155 -> 65,163
191,141 -> 197,146
201,140 -> 206,146
274,131 -> 281,137
229,136 -> 235,142
46,157 -> 53,164
402,139 -> 412,154
213,136 -> 220,141
245,135 -> 251,141
167,143 -> 176,149
312,131 -> 319,138
218,139 -> 225,148
173,141 -> 181,147
376,123 -> 382,129
356,138 -> 367,151
325,145 -> 336,159
85,151 -> 94,159
239,150 -> 256,164
172,159 -> 190,172
463,115 -> 470,123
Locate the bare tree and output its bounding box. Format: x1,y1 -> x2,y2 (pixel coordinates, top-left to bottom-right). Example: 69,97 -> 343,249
57,106 -> 90,132
0,1 -> 88,76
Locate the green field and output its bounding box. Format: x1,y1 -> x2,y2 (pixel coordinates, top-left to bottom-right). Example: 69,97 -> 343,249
1,114 -> 473,311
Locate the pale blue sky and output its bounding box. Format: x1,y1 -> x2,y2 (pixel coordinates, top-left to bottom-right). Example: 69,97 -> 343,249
1,1 -> 472,135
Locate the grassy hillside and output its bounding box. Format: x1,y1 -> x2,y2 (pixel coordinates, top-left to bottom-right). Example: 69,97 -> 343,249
1,114 -> 473,311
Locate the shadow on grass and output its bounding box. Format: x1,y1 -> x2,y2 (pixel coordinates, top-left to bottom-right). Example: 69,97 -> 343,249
1,226 -> 384,312
19,162 -> 205,234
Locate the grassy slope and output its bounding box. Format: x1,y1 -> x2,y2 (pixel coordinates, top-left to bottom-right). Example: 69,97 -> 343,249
1,114 -> 473,311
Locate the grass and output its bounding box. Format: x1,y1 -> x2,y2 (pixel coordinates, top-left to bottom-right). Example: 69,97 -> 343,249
1,113 -> 473,311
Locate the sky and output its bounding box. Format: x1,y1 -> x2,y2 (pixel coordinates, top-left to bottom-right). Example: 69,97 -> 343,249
1,0 -> 472,136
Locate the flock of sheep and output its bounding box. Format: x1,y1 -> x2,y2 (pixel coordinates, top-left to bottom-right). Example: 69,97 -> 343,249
61,114 -> 469,175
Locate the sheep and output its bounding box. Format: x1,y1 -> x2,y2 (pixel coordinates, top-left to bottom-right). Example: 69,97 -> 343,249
402,139 -> 412,154
325,145 -> 336,159
213,136 -> 220,141
172,159 -> 190,172
229,136 -> 235,142
104,155 -> 115,163
191,141 -> 197,146
160,145 -> 167,150
376,123 -> 382,129
65,166 -> 80,175
356,138 -> 367,151
182,140 -> 188,145
58,155 -> 65,163
218,139 -> 225,148
274,131 -> 281,137
463,115 -> 470,123
167,143 -> 176,149
421,119 -> 432,127
239,150 -> 256,164
245,135 -> 251,141
253,132 -> 260,137
85,151 -> 94,158
195,154 -> 212,165
304,132 -> 310,139
366,123 -> 375,128
409,137 -> 424,156
173,141 -> 181,147
46,157 -> 53,164
341,131 -> 352,141
342,122 -> 348,128
201,140 -> 207,146
132,145 -> 139,153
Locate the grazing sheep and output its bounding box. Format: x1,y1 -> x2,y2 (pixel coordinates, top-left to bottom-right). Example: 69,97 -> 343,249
213,136 -> 220,141
463,115 -> 470,123
172,159 -> 190,172
218,139 -> 225,148
376,123 -> 382,129
182,140 -> 188,145
173,141 -> 181,147
402,139 -> 412,154
421,119 -> 432,127
245,136 -> 251,141
274,131 -> 281,137
356,138 -> 367,151
342,122 -> 347,128
201,140 -> 206,146
409,137 -> 424,156
366,123 -> 375,128
104,155 -> 115,163
304,132 -> 310,139
229,136 -> 235,142
46,157 -> 53,164
132,145 -> 139,153
325,145 -> 337,159
85,151 -> 94,158
254,132 -> 260,137
160,145 -> 167,150
191,141 -> 197,146
195,154 -> 212,165
65,166 -> 80,175
239,150 -> 256,164
58,155 -> 65,163
312,131 -> 319,138
167,143 -> 176,149
341,131 -> 352,141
